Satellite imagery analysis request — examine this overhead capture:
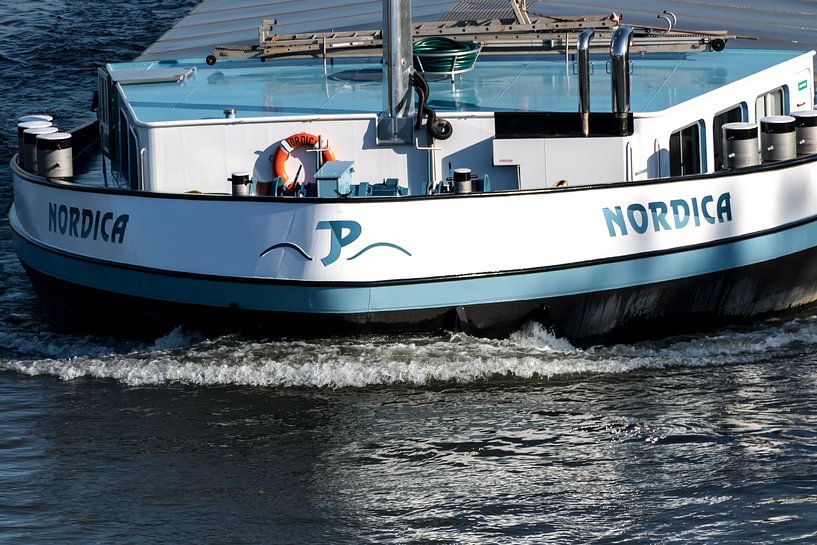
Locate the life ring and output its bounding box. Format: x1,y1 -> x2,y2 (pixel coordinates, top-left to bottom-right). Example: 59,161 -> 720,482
272,132 -> 336,189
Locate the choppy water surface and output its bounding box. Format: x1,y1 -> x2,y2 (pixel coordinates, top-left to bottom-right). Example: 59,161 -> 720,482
2,2 -> 817,543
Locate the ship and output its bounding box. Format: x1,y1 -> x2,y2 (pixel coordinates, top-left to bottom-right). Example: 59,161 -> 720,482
9,0 -> 817,343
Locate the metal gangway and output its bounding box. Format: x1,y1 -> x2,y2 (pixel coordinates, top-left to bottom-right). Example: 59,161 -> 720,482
206,9 -> 736,65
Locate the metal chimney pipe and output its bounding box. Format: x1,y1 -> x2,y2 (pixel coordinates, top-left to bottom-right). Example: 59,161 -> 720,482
379,0 -> 414,144
577,28 -> 595,137
610,25 -> 634,136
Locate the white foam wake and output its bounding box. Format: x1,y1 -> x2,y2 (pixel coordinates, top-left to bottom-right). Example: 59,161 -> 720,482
2,318 -> 816,388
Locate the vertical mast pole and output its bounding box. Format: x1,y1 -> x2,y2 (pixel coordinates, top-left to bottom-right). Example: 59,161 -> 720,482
378,0 -> 414,144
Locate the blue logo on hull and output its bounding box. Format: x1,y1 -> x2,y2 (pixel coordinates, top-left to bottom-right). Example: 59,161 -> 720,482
261,220 -> 411,266
316,220 -> 362,266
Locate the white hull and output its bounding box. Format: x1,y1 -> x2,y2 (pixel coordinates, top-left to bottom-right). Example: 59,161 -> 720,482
12,155 -> 817,341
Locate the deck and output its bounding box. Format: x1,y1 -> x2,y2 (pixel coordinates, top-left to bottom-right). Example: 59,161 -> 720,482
111,49 -> 806,124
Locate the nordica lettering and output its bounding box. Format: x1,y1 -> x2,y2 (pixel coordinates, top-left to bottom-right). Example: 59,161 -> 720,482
603,192 -> 732,237
48,203 -> 129,244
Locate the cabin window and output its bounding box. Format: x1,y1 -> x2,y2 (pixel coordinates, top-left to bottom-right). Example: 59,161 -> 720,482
97,69 -> 112,155
713,104 -> 745,170
99,88 -> 107,123
97,75 -> 108,125
669,122 -> 703,176
128,128 -> 139,190
118,110 -> 129,186
755,86 -> 787,120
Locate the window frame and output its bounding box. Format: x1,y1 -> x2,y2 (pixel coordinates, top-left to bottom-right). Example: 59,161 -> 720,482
669,120 -> 705,177
118,109 -> 129,187
127,127 -> 139,190
712,103 -> 747,171
755,85 -> 788,120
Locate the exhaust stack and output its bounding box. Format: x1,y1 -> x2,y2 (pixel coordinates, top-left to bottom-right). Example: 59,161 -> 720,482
577,28 -> 595,137
610,25 -> 634,136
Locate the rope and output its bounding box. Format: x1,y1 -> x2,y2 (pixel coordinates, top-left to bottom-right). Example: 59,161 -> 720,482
410,71 -> 453,140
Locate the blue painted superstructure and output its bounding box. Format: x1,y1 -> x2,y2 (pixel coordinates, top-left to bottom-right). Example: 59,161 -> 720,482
114,50 -> 804,123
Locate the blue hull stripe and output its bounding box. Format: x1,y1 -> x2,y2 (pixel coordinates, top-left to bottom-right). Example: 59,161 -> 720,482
12,218 -> 817,314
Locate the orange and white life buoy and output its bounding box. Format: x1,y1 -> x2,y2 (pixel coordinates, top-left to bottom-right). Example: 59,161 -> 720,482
272,132 -> 336,189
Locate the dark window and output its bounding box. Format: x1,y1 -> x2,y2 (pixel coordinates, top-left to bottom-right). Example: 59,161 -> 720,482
97,76 -> 108,124
670,122 -> 702,176
128,129 -> 139,190
713,105 -> 744,170
118,110 -> 129,186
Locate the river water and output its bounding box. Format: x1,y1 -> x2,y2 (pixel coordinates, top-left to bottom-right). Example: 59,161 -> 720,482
2,1 -> 817,543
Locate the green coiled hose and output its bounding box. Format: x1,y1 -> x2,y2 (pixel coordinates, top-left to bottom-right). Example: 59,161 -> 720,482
412,37 -> 481,75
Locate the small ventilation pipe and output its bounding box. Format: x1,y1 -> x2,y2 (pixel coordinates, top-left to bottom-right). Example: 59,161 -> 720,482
610,25 -> 634,137
577,28 -> 595,137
